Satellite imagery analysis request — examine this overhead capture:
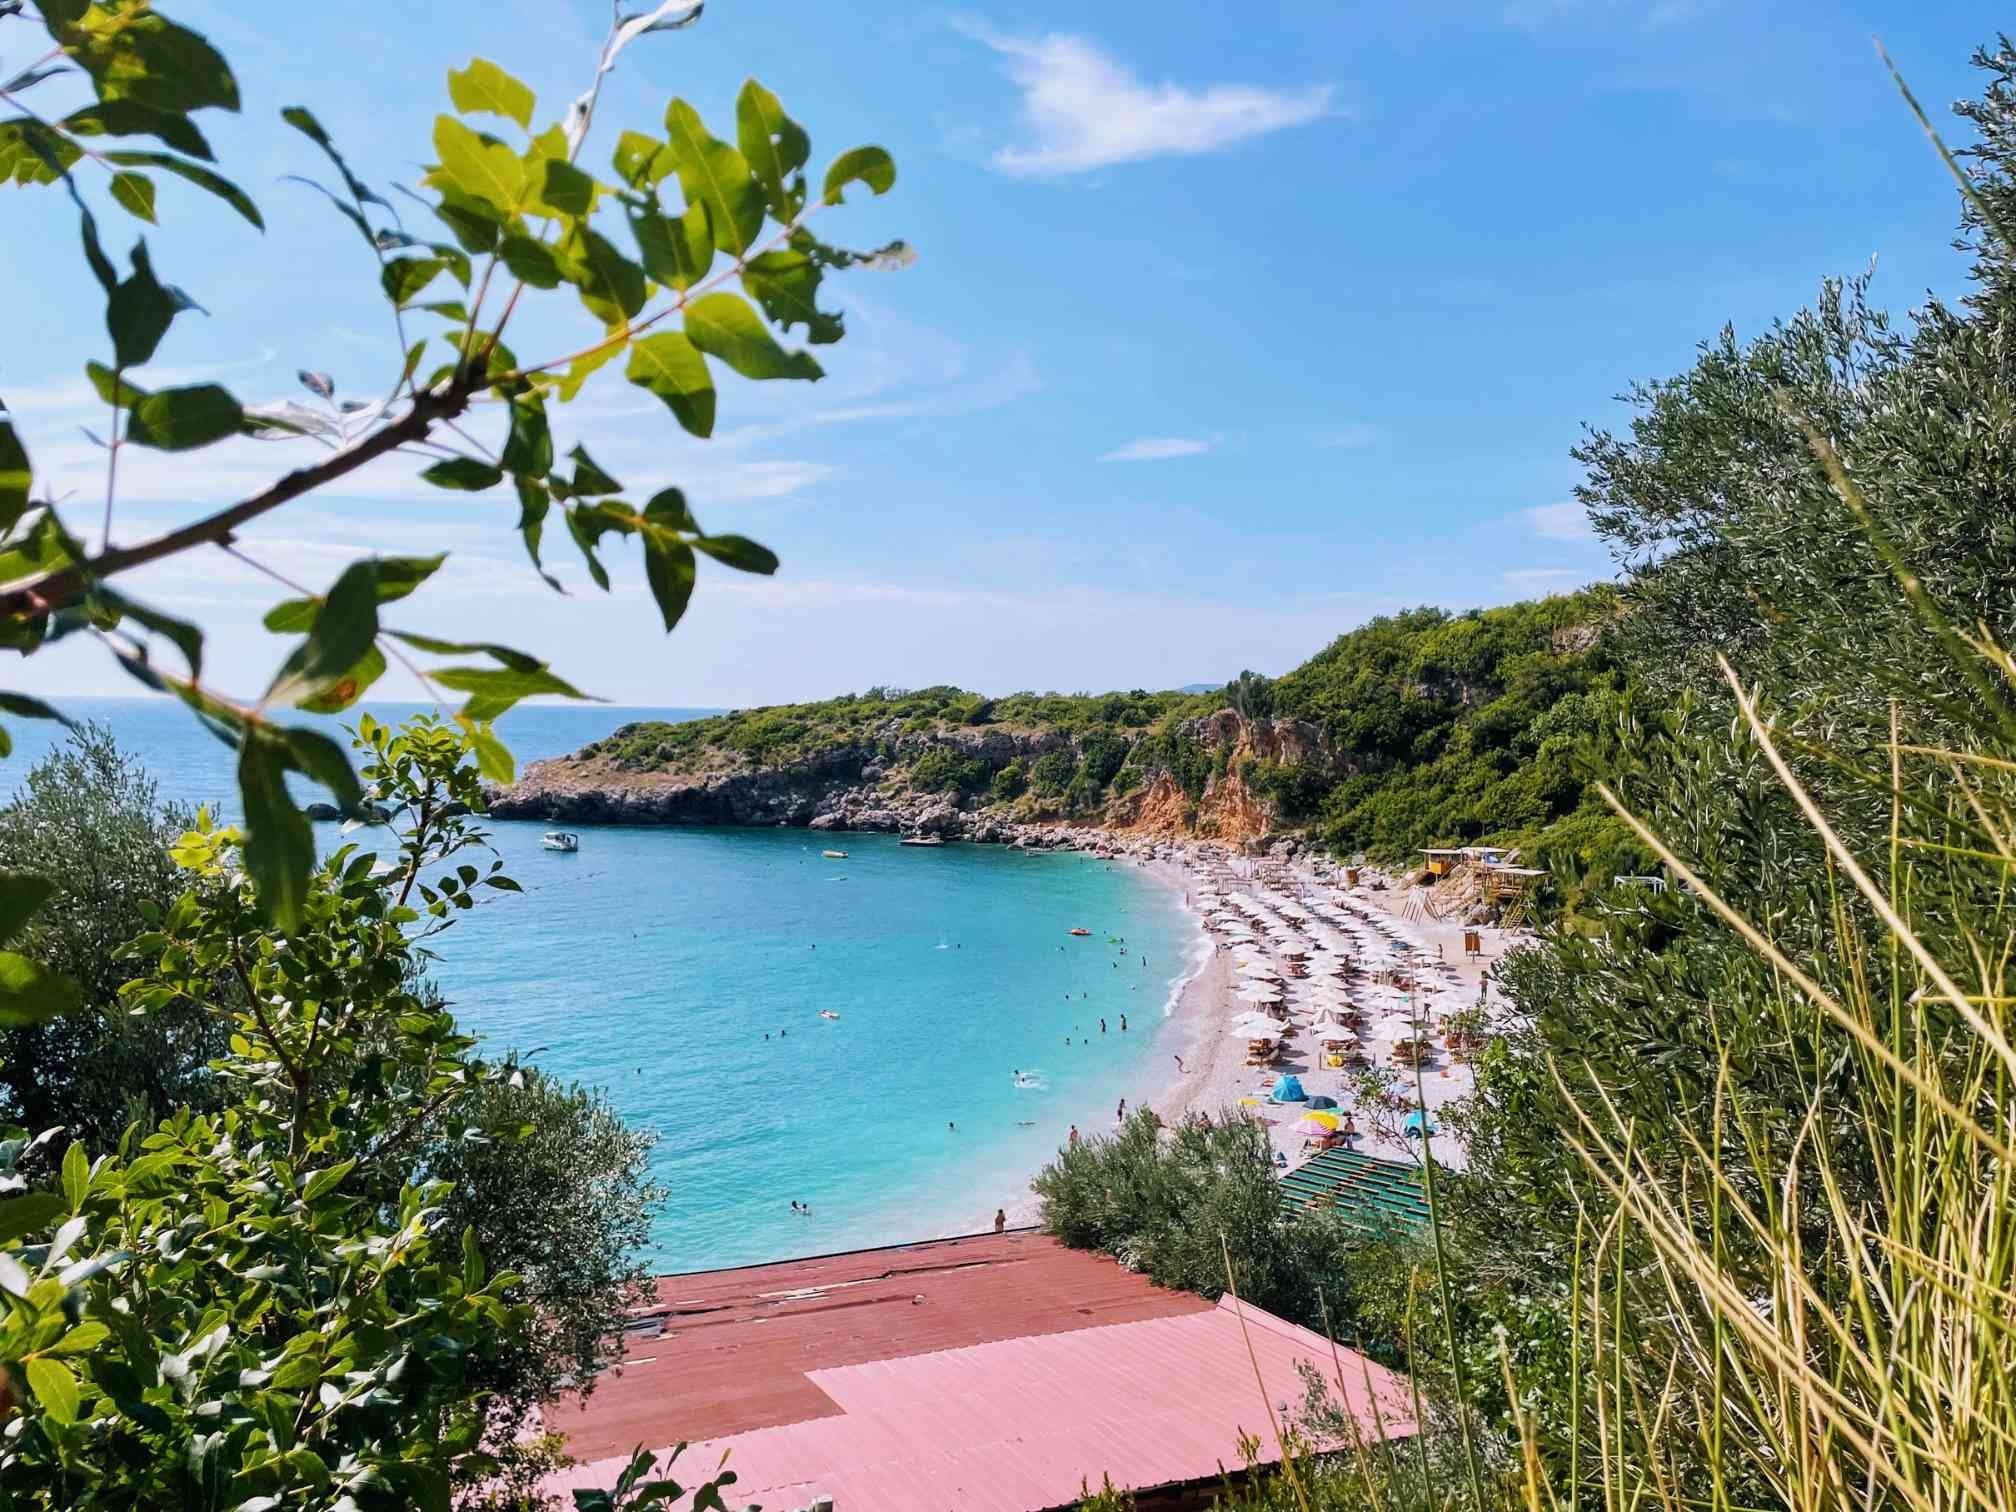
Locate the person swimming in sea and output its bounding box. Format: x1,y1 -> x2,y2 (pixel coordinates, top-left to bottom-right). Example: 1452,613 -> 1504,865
1120,1014 -> 1127,1032
1099,1018 -> 1107,1034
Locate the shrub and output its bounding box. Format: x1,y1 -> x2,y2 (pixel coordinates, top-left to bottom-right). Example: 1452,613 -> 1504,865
909,745 -> 986,795
1030,749 -> 1078,796
991,759 -> 1029,801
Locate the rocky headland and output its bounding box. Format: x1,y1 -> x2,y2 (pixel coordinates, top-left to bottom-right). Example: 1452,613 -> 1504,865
487,706 -> 1332,856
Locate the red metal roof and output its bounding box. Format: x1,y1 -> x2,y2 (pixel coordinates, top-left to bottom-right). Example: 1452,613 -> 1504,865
539,1232 -> 1415,1510
541,1231 -> 1214,1459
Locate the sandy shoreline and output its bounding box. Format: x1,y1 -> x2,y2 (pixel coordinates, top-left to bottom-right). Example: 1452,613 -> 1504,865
998,840 -> 1530,1229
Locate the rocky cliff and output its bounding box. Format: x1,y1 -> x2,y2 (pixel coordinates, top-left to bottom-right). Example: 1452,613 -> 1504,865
489,709 -> 1336,849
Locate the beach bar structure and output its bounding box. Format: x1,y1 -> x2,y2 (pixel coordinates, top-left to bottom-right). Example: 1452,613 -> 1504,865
538,1231 -> 1416,1511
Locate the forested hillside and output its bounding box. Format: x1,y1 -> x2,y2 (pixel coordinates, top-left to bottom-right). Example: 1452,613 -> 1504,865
546,588 -> 1634,874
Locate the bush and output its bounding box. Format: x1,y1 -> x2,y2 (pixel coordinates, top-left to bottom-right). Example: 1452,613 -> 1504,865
1034,1112 -> 1427,1351
991,759 -> 1029,801
1030,749 -> 1078,796
909,745 -> 986,795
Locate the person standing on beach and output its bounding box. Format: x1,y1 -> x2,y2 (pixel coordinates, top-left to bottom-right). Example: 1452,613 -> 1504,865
1068,1125 -> 1080,1149
1173,1053 -> 1185,1074
1116,1098 -> 1126,1122
993,1208 -> 1006,1234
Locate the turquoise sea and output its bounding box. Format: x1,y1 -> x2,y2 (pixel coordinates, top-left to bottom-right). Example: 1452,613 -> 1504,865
5,699 -> 1199,1272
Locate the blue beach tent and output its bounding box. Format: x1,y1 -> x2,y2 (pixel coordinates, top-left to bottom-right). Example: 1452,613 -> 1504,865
1270,1073 -> 1306,1103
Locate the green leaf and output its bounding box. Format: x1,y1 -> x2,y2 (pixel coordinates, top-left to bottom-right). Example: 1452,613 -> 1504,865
298,645 -> 386,715
501,396 -> 553,479
50,1321 -> 110,1356
461,1223 -> 486,1289
626,332 -> 715,439
84,361 -> 148,407
433,115 -> 527,214
24,1356 -> 79,1424
381,256 -> 449,308
386,631 -> 541,671
88,586 -> 203,677
54,10 -> 239,114
280,726 -> 363,807
265,559 -> 385,708
238,729 -> 314,931
613,130 -> 671,189
0,414 -> 30,533
0,870 -> 56,944
643,536 -> 695,631
736,79 -> 809,220
0,693 -> 68,728
663,99 -> 762,258
301,1157 -> 356,1203
552,341 -> 620,403
431,663 -> 592,722
498,233 -> 562,289
696,534 -> 779,574
684,292 -> 823,381
422,458 -> 505,491
567,444 -> 622,497
61,101 -> 213,160
628,199 -> 711,292
108,169 -> 155,223
61,1140 -> 88,1211
514,474 -> 552,573
105,240 -> 196,369
570,229 -> 647,323
741,248 -> 842,344
102,150 -> 262,229
0,950 -> 82,1027
457,716 -> 516,783
539,158 -> 596,219
447,58 -> 535,131
428,184 -> 507,254
362,553 -> 445,607
821,145 -> 896,206
0,1192 -> 62,1244
0,118 -> 80,187
125,384 -> 243,451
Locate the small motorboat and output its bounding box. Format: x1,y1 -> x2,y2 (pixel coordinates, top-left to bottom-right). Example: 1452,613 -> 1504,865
822,849 -> 849,859
899,835 -> 945,847
818,1009 -> 841,1021
541,831 -> 580,853
1068,928 -> 1091,937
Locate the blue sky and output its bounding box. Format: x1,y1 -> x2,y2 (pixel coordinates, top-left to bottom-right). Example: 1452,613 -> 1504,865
0,0 -> 1997,708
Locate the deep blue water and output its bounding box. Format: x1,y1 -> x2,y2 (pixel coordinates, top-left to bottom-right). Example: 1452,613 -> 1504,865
6,699 -> 1197,1270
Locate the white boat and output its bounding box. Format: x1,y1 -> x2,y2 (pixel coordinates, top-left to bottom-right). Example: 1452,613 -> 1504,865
541,831 -> 580,852
822,849 -> 849,859
899,835 -> 945,847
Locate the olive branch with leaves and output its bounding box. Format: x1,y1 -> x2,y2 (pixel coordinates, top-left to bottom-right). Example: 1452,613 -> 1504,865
0,0 -> 906,985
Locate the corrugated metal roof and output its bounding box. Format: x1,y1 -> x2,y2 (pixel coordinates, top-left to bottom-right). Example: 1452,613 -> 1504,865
541,1235 -> 1416,1512
1280,1147 -> 1433,1230
540,1231 -> 1213,1460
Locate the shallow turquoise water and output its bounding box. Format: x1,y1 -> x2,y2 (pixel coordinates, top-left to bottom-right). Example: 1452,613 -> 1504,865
8,700 -> 1197,1270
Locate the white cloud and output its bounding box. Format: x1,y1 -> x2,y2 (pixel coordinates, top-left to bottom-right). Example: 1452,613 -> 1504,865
1099,436 -> 1213,463
1316,424 -> 1380,450
1523,500 -> 1592,543
956,19 -> 1334,176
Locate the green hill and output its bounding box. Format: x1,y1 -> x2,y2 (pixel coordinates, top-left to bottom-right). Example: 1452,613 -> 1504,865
522,589 -> 1634,881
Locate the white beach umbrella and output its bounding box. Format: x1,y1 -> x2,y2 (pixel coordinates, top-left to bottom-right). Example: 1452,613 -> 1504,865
1236,985 -> 1284,1004
1372,1013 -> 1426,1040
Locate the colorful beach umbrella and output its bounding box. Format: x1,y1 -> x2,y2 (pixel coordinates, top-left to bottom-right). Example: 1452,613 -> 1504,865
1293,1114 -> 1339,1136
